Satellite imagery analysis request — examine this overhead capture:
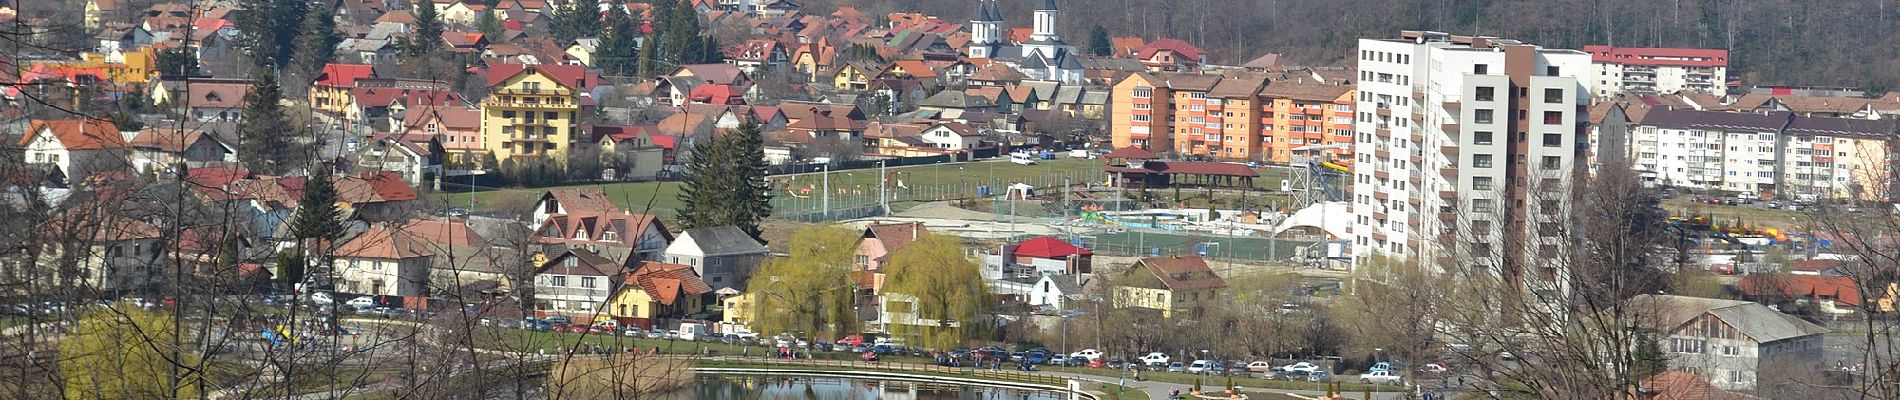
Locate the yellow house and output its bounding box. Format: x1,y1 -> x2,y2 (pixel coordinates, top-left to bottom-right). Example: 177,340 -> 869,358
84,0 -> 118,29
307,64 -> 376,116
1112,256 -> 1226,318
721,292 -> 756,329
480,64 -> 589,164
24,48 -> 157,87
606,262 -> 713,322
833,61 -> 884,91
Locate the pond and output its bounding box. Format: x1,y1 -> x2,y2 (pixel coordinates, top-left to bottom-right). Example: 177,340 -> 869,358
672,374 -> 1071,400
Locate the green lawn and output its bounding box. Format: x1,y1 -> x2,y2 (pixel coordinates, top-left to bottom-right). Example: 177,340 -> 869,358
438,159 -> 1114,216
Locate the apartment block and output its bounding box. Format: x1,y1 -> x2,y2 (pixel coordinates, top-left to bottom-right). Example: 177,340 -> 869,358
1607,107 -> 1898,201
1583,45 -> 1728,98
1352,31 -> 1592,285
481,64 -> 590,164
1109,72 -> 1353,163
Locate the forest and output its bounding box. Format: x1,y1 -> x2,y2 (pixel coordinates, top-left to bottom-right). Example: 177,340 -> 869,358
817,0 -> 1900,92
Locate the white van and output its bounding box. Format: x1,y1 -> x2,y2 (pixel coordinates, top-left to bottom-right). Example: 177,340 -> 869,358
1010,153 -> 1038,165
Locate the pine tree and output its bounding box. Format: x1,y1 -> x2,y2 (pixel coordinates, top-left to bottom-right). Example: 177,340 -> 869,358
549,0 -> 601,45
594,5 -> 642,75
674,134 -> 731,230
636,34 -> 657,78
290,5 -> 342,87
290,162 -> 344,244
406,2 -> 446,58
728,122 -> 772,242
1088,25 -> 1114,56
476,9 -> 503,39
156,48 -> 199,77
235,0 -> 308,67
238,69 -> 294,175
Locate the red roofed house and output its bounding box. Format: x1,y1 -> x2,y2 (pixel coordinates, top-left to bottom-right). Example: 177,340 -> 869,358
607,261 -> 714,327
855,222 -> 925,273
1739,273 -> 1897,314
1006,236 -> 1093,275
401,106 -> 484,166
1135,38 -> 1205,71
1115,256 -> 1226,318
21,119 -> 129,182
687,83 -> 743,105
1788,259 -> 1847,276
481,63 -> 599,163
353,133 -> 443,185
126,125 -> 237,174
310,63 -> 376,116
331,224 -> 436,298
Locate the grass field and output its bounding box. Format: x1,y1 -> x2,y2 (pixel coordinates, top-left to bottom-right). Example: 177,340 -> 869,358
1660,198 -> 1809,230
438,159 -> 1114,216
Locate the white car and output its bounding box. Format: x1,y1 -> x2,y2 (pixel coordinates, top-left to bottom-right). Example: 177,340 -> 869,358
345,296 -> 375,309
1359,370 -> 1404,385
1137,352 -> 1170,366
1279,362 -> 1320,373
307,292 -> 334,305
1245,361 -> 1275,373
1070,349 -> 1104,360
1187,360 -> 1212,374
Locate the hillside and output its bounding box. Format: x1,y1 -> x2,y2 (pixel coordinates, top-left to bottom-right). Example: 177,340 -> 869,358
812,0 -> 1900,92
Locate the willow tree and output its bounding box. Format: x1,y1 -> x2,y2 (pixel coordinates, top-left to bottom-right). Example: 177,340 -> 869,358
881,233 -> 987,350
61,305 -> 202,399
744,226 -> 860,339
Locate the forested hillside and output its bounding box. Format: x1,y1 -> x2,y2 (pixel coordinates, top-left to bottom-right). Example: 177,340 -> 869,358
811,0 -> 1900,91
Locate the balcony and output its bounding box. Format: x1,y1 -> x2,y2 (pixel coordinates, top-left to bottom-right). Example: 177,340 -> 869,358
1375,107 -> 1392,117
1439,211 -> 1457,222
1440,123 -> 1459,132
1375,169 -> 1390,180
538,286 -> 609,298
1410,154 -> 1423,164
1440,145 -> 1459,157
1374,190 -> 1391,201
485,98 -> 573,108
1437,233 -> 1456,245
1373,231 -> 1389,242
1440,167 -> 1458,178
1438,190 -> 1457,199
1408,196 -> 1421,205
1376,149 -> 1391,159
1373,210 -> 1387,221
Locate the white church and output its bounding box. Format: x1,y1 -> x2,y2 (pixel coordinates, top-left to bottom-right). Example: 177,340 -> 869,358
968,0 -> 1086,84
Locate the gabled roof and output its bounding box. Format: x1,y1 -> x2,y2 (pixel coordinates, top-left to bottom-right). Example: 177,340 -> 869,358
624,261 -> 712,305
863,222 -> 926,254
1136,38 -> 1204,63
314,63 -> 375,87
1132,256 -> 1225,291
334,225 -> 435,260
1102,146 -> 1158,159
672,63 -> 749,85
1014,236 -> 1092,258
1259,81 -> 1353,102
127,126 -> 230,153
543,187 -> 619,214
537,248 -> 620,276
403,106 -> 481,132
919,90 -> 995,109
680,226 -> 767,256
1739,274 -> 1867,306
1635,294 -> 1828,343
187,82 -> 251,108
537,211 -> 670,248
23,119 -> 125,150
484,63 -> 599,90
969,62 -> 1027,82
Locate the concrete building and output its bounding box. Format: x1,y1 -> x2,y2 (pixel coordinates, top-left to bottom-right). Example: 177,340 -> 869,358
1582,46 -> 1728,97
1351,31 -> 1592,288
1108,72 -> 1354,162
662,226 -> 769,291
480,64 -> 591,164
1608,107 -> 1898,201
1635,294 -> 1826,392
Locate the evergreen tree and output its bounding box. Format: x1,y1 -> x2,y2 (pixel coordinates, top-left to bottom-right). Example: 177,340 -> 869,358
476,9 -> 504,39
727,122 -> 772,242
290,162 -> 344,244
674,134 -> 731,230
654,0 -> 716,65
406,2 -> 446,57
238,69 -> 294,175
290,5 -> 342,86
594,5 -> 642,75
235,0 -> 308,67
636,34 -> 657,78
156,48 -> 199,77
548,0 -> 602,45
1088,25 -> 1114,56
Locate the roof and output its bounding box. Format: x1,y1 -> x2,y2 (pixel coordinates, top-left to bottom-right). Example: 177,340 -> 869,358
1110,37 -> 1146,56
404,106 -> 481,132
781,102 -> 866,132
127,126 -> 226,153
1582,45 -> 1727,68
1637,107 -> 1792,132
1635,294 -> 1828,343
1791,259 -> 1847,273
334,225 -> 435,260
625,262 -> 713,305
673,63 -> 748,85
1739,274 -> 1867,306
544,187 -> 620,214
1241,53 -> 1283,69
1259,81 -> 1353,102
1133,256 -> 1226,291
687,83 -> 741,104
969,62 -> 1027,82
23,119 -> 125,150
1136,38 -> 1205,64
864,222 -> 926,255
1102,146 -> 1158,159
484,63 -> 599,90
1207,75 -> 1268,98
1014,236 -> 1092,258
537,248 -> 620,276
680,226 -> 767,256
1033,0 -> 1058,11
537,211 -> 668,248
186,82 -> 251,108
928,121 -> 982,137
1638,371 -> 1762,400
397,218 -> 491,248
919,90 -> 995,109
314,63 -> 375,87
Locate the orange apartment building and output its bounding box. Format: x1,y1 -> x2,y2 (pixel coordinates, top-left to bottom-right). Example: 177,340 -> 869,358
1111,72 -> 1353,163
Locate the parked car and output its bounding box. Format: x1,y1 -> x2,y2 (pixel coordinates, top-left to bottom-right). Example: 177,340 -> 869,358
646,330 -> 666,339
1187,360 -> 1212,374
621,328 -> 645,337
1246,361 -> 1275,373
1308,371 -> 1332,382
1166,362 -> 1186,373
1069,349 -> 1104,360
345,296 -> 375,310
1359,370 -> 1404,385
1279,362 -> 1321,373
1026,350 -> 1051,364
1137,352 -> 1171,366
1368,362 -> 1392,373
837,334 -> 866,347
1278,370 -> 1310,381
1418,363 -> 1449,374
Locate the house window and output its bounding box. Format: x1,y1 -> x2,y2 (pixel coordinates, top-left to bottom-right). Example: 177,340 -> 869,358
1543,88 -> 1563,103
1473,64 -> 1489,75
1474,109 -> 1494,124
1543,111 -> 1563,125
1473,131 -> 1493,145
427,123 -> 439,134
1472,176 -> 1493,191
582,277 -> 597,288
857,255 -> 870,268
1472,199 -> 1495,213
551,276 -> 568,287
1542,156 -> 1562,170
1542,133 -> 1561,147
1473,154 -> 1493,168
1475,87 -> 1495,102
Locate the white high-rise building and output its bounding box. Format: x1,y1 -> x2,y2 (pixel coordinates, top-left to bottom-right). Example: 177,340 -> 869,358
1351,31 -> 1592,289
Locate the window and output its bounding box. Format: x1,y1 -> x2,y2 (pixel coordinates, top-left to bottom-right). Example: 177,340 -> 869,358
1474,154 -> 1494,168
1727,370 -> 1743,384
1132,114 -> 1150,122
1133,102 -> 1150,110
1543,88 -> 1563,103
1473,176 -> 1493,191
1472,199 -> 1496,213
1542,133 -> 1561,147
1475,87 -> 1495,102
1545,66 -> 1560,76
1475,109 -> 1495,124
1670,338 -> 1706,354
857,255 -> 870,268
1472,220 -> 1493,231
581,277 -> 598,288
1543,111 -> 1563,125
1720,345 -> 1739,356
551,276 -> 568,287
1473,64 -> 1489,75
1542,156 -> 1562,170
1474,131 -> 1494,145
1133,87 -> 1152,98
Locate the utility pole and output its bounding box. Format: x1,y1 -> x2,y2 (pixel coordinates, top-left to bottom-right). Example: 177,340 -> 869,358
821,163 -> 830,219
878,160 -> 888,215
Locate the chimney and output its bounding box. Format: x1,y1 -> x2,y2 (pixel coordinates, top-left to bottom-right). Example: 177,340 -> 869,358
911,221 -> 921,240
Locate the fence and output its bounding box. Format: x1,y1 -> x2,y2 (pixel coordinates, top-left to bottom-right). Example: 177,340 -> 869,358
697,357 -> 1071,387
770,168 -> 1108,222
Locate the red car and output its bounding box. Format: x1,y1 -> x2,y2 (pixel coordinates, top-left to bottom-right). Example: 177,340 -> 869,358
837,334 -> 865,347
1088,358 -> 1106,368
570,325 -> 589,333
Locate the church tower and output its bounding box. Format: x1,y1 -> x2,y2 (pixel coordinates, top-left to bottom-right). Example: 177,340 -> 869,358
1030,0 -> 1060,43
968,0 -> 1004,59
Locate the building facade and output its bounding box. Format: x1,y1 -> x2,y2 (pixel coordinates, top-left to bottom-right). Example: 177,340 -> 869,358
1582,46 -> 1728,98
1637,295 -> 1827,392
1613,107 -> 1897,201
481,64 -> 585,164
1108,72 -> 1355,162
1351,32 -> 1592,289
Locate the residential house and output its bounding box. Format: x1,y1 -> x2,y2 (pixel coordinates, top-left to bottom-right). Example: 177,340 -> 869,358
606,261 -> 714,327
352,133 -> 443,186
171,79 -> 250,122
346,78 -> 464,133
1738,273 -> 1897,314
587,125 -> 668,179
536,210 -> 673,264
726,39 -> 788,73
30,214 -> 166,293
481,64 -> 596,163
834,61 -> 886,91
671,63 -> 753,87
855,222 -> 924,273
1027,274 -> 1094,311
531,187 -> 621,227
1634,294 -> 1827,392
1112,256 -> 1226,318
533,248 -> 622,319
125,125 -> 236,174
917,90 -> 997,119
917,122 -> 983,150
1003,236 -> 1093,276
779,101 -> 868,142
330,225 -> 434,298
1134,38 -> 1206,71
663,226 -> 769,291
564,38 -> 600,66
400,106 -> 484,167
20,119 -> 129,183
310,63 -> 377,116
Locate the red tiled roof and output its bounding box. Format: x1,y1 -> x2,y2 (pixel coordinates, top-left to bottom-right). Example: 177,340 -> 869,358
1014,236 -> 1092,258
546,187 -> 620,214
1102,146 -> 1158,159
1136,38 -> 1205,63
1739,274 -> 1865,306
1136,256 -> 1226,291
865,222 -> 926,255
625,262 -> 712,305
314,63 -> 375,87
484,63 -> 598,90
334,225 -> 435,259
688,83 -> 741,105
1582,45 -> 1728,68
22,119 -> 125,150
1792,259 -> 1846,273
